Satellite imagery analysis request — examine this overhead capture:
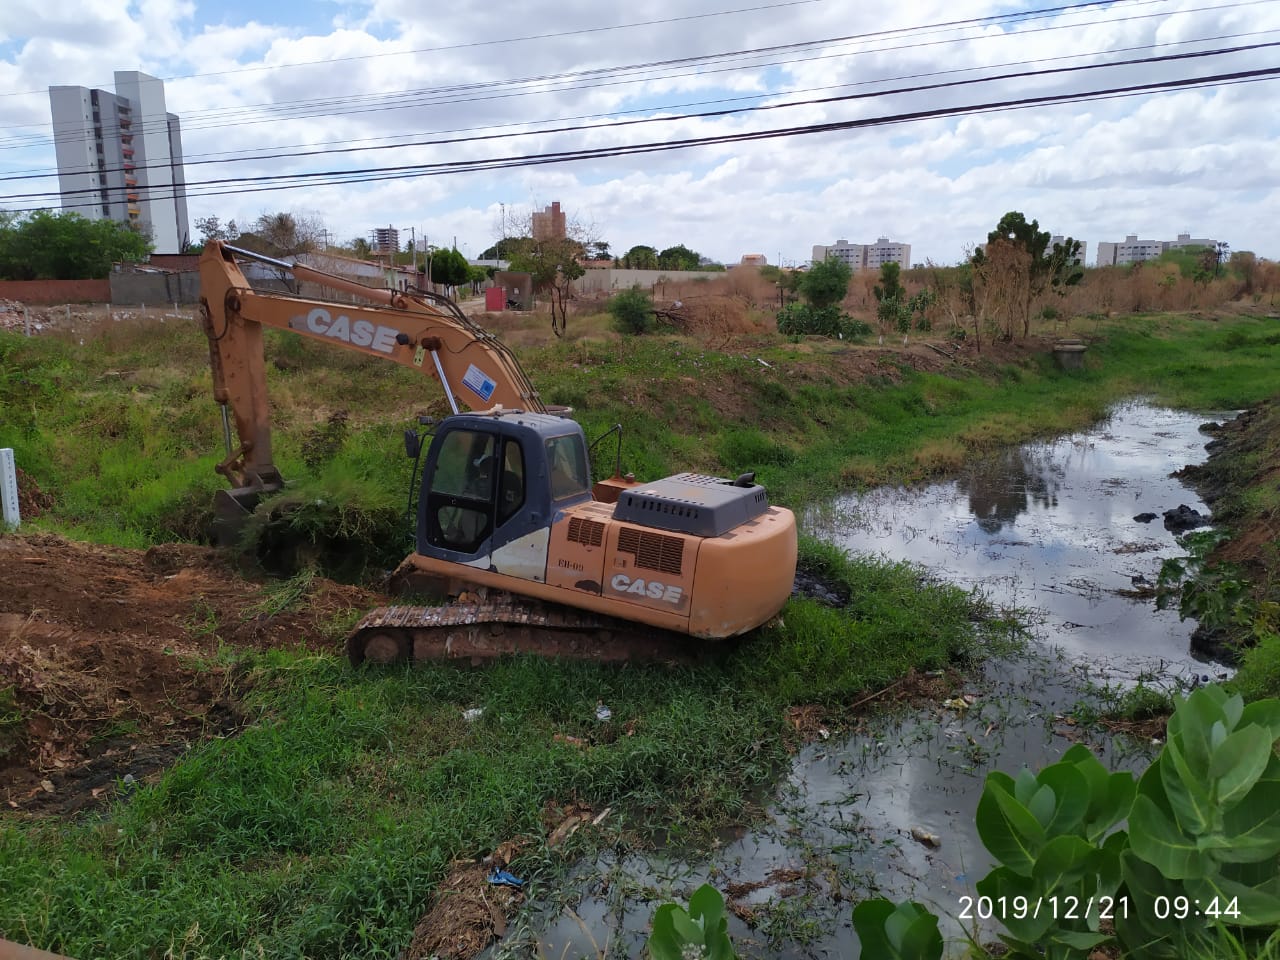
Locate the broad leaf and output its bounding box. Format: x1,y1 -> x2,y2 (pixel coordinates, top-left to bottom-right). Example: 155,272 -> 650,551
648,904 -> 684,960
1128,794 -> 1205,878
1185,873 -> 1280,926
1159,742 -> 1211,836
689,884 -> 726,936
1210,725 -> 1271,809
1240,700 -> 1280,738
977,780 -> 1047,876
852,898 -> 898,959
1037,763 -> 1090,838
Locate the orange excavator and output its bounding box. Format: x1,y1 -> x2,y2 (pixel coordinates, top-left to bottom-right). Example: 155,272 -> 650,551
199,240 -> 797,665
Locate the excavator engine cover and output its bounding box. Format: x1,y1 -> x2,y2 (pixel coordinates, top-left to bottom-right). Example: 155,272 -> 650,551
610,472 -> 770,537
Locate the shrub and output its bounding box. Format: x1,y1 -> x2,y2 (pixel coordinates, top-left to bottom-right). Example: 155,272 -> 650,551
606,286 -> 655,335
776,303 -> 868,339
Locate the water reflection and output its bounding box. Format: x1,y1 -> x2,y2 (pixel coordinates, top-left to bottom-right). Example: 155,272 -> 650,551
811,402 -> 1235,676
962,446 -> 1063,534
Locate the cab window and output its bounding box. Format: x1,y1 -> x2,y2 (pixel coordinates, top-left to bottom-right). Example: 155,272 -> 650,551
431,430 -> 495,499
546,433 -> 589,501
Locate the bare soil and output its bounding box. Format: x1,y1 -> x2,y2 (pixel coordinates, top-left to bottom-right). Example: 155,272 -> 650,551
0,533 -> 381,814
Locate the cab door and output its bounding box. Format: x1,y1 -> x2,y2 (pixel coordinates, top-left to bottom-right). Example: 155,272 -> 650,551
421,426 -> 498,566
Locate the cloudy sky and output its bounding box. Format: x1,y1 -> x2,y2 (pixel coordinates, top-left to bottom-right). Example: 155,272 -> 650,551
0,0 -> 1276,264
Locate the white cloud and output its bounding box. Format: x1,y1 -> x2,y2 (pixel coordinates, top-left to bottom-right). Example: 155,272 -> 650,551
0,0 -> 1276,263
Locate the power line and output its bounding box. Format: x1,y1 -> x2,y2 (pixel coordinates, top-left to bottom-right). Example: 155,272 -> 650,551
9,37 -> 1276,200
0,0 -> 1200,152
18,67 -> 1277,213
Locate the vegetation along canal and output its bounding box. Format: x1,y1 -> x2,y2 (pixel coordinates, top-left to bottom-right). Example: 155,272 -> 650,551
513,402 -> 1235,959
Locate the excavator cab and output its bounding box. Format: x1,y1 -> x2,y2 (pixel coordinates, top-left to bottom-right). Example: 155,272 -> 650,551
417,412 -> 592,578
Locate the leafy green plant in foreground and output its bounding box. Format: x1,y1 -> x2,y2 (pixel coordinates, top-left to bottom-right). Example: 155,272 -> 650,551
647,884 -> 736,960
852,898 -> 942,960
973,743 -> 1134,958
1118,684 -> 1280,957
857,685 -> 1280,959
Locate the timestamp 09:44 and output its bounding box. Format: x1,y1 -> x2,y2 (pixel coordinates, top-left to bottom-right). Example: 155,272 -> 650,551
957,895 -> 1242,922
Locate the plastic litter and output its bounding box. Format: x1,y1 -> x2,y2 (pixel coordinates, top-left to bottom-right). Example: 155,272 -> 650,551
488,868 -> 525,889
462,707 -> 484,722
910,827 -> 941,848
595,702 -> 612,722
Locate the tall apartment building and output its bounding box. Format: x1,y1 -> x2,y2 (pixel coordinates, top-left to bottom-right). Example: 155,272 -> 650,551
531,201 -> 567,241
1095,233 -> 1216,267
48,71 -> 189,253
811,237 -> 911,271
371,226 -> 400,255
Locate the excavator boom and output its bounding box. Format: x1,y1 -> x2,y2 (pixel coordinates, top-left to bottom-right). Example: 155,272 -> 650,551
199,240 -> 542,495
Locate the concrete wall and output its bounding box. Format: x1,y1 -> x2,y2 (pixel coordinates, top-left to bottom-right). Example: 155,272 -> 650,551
0,279 -> 111,304
575,268 -> 726,294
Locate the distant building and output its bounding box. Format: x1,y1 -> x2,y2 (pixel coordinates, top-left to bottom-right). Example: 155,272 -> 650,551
739,253 -> 768,266
48,70 -> 189,253
531,201 -> 567,241
811,238 -> 911,271
1049,235 -> 1088,265
1096,233 -> 1216,267
371,227 -> 400,255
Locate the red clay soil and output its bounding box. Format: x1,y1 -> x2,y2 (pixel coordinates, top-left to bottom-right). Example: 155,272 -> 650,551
0,533 -> 381,814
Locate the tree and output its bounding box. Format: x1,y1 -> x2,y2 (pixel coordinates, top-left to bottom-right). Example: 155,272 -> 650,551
799,255 -> 852,310
585,239 -> 612,261
0,210 -> 151,280
972,211 -> 1082,338
620,245 -> 658,270
194,215 -> 239,247
508,235 -> 586,336
477,237 -> 523,261
658,244 -> 702,271
236,211 -> 325,259
429,246 -> 471,295
872,262 -> 914,339
349,237 -> 372,260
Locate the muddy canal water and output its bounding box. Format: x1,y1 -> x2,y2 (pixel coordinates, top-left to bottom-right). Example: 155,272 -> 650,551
500,402 -> 1234,959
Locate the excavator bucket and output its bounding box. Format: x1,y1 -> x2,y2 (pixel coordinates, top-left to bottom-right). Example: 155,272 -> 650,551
210,486 -> 274,548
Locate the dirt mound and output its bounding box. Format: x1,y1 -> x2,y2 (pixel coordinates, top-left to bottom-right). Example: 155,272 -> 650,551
0,533 -> 383,813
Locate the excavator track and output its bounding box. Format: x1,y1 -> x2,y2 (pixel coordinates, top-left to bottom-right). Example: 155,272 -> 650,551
345,593 -> 701,667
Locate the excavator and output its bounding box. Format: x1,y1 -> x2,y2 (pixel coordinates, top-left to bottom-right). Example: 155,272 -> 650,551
198,240 -> 797,665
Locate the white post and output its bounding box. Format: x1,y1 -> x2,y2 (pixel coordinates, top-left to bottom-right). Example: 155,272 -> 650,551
141,303 -> 146,314
23,307 -> 30,337
65,304 -> 71,323
0,448 -> 20,528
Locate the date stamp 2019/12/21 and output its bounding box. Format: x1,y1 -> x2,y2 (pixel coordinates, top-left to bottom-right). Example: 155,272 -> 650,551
957,895 -> 1242,923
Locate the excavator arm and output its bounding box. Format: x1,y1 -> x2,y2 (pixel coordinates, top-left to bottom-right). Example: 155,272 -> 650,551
198,240 -> 544,495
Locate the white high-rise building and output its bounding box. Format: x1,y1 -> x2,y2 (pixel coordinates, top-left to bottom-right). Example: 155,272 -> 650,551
48,71 -> 189,253
811,237 -> 911,271
1095,233 -> 1217,267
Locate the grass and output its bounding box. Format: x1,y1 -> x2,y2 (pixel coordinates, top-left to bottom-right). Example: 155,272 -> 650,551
0,544 -> 1015,959
2,305 -> 1278,955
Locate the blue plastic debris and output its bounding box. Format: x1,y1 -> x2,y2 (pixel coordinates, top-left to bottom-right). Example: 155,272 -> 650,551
488,868 -> 524,889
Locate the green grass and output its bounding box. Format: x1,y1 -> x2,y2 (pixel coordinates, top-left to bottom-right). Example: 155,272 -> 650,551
3,308 -> 1278,955
0,544 -> 1015,959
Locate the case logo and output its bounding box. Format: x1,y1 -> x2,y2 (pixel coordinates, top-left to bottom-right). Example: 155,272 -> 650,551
304,307 -> 400,354
610,574 -> 683,604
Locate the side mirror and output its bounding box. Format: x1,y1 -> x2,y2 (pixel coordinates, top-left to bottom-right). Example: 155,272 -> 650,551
404,429 -> 421,459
